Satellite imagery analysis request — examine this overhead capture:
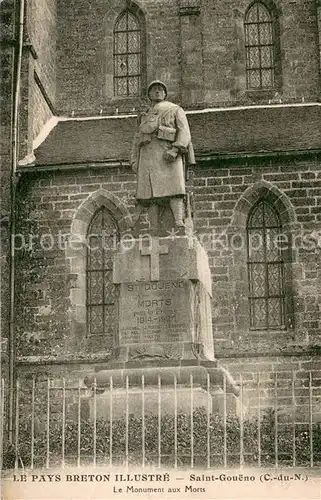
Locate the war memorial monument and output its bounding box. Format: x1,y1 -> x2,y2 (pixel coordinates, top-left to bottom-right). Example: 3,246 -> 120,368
84,81 -> 240,418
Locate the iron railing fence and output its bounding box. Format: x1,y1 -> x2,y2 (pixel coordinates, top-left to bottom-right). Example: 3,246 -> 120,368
1,371 -> 320,470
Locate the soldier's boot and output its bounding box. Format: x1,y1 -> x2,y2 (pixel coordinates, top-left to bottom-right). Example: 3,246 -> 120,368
170,197 -> 185,227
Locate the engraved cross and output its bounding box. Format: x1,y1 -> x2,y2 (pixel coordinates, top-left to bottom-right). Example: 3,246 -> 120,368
140,237 -> 169,281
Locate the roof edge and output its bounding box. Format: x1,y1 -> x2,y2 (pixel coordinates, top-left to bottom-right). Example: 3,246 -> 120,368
17,148 -> 321,174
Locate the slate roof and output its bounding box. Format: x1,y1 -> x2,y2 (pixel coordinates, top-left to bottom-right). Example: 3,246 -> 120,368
34,104 -> 321,166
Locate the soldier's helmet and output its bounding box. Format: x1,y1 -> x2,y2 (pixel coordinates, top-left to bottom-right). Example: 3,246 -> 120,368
147,80 -> 167,98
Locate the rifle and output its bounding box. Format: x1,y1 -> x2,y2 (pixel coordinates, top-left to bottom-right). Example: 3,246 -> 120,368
185,141 -> 196,181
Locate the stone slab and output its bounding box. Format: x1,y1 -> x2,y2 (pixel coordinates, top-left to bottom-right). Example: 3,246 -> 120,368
84,386 -> 242,420
86,386 -> 213,419
118,279 -> 192,345
83,364 -> 242,419
85,364 -> 238,396
113,236 -> 212,296
115,279 -> 214,361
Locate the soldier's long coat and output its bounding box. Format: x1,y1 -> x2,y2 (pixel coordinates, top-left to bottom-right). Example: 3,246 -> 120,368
131,101 -> 191,200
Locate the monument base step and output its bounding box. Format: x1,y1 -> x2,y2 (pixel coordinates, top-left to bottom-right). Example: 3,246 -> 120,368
82,384 -> 241,420
83,361 -> 243,419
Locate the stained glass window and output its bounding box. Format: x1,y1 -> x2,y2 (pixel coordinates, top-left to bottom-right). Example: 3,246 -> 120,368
86,208 -> 119,341
245,3 -> 275,89
247,201 -> 286,330
114,10 -> 142,97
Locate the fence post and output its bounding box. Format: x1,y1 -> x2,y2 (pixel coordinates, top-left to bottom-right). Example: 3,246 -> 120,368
206,373 -> 210,469
309,371 -> 314,468
14,379 -> 20,471
174,375 -> 178,469
46,379 -> 50,469
77,379 -> 81,468
141,374 -> 145,468
93,378 -> 97,468
62,378 -> 66,469
223,373 -> 227,468
257,373 -> 261,467
291,372 -> 296,467
190,374 -> 194,469
125,375 -> 128,468
158,374 -> 161,468
239,374 -> 244,469
30,377 -> 35,470
110,376 -> 113,467
274,373 -> 278,468
0,379 -> 4,471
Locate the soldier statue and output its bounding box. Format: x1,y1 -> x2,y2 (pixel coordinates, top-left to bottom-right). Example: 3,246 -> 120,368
131,80 -> 195,229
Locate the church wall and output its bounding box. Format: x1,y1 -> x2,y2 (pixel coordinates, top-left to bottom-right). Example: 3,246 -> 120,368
27,0 -> 57,104
318,1 -> 321,68
26,0 -> 57,141
219,354 -> 321,419
29,78 -> 54,141
201,0 -> 320,106
278,0 -> 320,101
14,167 -> 137,360
56,0 -> 181,115
3,0 -> 320,417
14,159 -> 321,371
54,0 -> 320,116
192,159 -> 321,356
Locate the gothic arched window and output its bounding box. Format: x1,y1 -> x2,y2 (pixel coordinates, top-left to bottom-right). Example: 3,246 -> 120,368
244,2 -> 275,89
86,208 -> 119,342
247,201 -> 286,330
113,9 -> 144,97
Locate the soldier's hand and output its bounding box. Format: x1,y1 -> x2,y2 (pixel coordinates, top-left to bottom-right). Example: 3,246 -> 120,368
131,162 -> 138,173
164,148 -> 178,162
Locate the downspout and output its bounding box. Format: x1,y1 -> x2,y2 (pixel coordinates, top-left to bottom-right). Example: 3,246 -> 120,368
8,0 -> 25,442
316,1 -> 321,97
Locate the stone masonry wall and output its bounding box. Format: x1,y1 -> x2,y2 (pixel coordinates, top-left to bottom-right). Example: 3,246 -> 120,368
24,0 -> 57,144
201,0 -> 320,106
14,158 -> 321,365
14,166 -> 137,360
4,0 -> 321,414
55,0 -> 320,115
30,78 -> 54,141
27,0 -> 57,105
56,0 -> 181,114
221,354 -> 321,420
192,159 -> 321,355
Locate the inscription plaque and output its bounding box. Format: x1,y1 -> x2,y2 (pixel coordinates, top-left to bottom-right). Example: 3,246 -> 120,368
118,279 -> 193,345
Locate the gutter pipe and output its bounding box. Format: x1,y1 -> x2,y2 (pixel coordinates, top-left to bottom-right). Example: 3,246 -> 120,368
8,0 -> 25,443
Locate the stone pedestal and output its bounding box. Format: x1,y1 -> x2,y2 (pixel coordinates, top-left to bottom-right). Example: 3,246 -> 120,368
87,386 -> 241,420
84,364 -> 241,419
88,387 -> 213,420
85,386 -> 242,420
84,235 -> 241,418
112,235 -> 214,363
